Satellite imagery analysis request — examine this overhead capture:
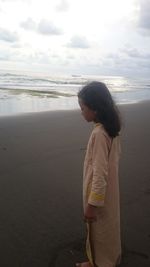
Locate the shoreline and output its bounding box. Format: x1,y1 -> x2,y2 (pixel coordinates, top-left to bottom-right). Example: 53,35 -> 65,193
0,98 -> 150,118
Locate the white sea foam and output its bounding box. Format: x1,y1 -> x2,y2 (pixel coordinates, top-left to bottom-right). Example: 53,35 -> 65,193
0,70 -> 150,116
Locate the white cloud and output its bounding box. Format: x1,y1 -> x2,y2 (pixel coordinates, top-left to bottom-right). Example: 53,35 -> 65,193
55,0 -> 69,12
138,0 -> 150,35
122,46 -> 150,60
20,18 -> 36,31
0,0 -> 29,2
67,35 -> 90,49
38,19 -> 63,35
0,46 -> 20,62
20,18 -> 63,36
0,50 -> 10,60
121,46 -> 142,58
0,28 -> 19,42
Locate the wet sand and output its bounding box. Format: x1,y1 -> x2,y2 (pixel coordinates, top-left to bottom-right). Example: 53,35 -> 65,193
0,101 -> 150,267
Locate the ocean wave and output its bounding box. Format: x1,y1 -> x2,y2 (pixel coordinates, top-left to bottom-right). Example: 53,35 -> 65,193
0,88 -> 76,98
0,71 -> 150,115
0,71 -> 150,99
0,72 -> 23,77
0,84 -> 147,94
0,78 -> 85,88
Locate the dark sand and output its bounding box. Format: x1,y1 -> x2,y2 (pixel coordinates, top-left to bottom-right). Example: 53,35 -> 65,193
0,101 -> 150,267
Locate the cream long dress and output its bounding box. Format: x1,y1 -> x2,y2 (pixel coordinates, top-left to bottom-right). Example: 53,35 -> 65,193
83,123 -> 121,267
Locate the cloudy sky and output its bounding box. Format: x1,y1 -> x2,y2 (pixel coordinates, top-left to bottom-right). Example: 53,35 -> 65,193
0,0 -> 150,77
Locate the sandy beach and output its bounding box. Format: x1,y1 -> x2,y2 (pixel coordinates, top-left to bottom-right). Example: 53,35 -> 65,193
0,101 -> 150,267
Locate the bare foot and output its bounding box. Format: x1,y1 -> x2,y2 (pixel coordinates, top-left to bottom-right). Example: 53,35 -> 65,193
76,262 -> 92,267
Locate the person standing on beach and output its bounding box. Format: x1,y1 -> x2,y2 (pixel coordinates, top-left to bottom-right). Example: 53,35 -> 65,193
77,81 -> 121,267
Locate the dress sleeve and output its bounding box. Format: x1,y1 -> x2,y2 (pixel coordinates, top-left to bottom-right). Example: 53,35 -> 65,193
88,130 -> 110,207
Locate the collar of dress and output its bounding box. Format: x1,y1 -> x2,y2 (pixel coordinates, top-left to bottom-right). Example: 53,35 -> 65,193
94,122 -> 101,128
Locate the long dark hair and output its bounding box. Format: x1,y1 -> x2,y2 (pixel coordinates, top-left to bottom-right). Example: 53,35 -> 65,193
78,81 -> 121,138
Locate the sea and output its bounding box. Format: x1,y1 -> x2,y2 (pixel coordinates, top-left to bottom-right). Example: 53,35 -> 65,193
0,69 -> 150,116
